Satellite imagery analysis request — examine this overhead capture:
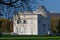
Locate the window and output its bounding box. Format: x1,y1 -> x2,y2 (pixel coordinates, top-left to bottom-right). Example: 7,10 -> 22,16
30,26 -> 34,34
43,24 -> 46,33
31,20 -> 33,24
38,20 -> 40,24
23,20 -> 27,24
17,20 -> 21,24
24,26 -> 26,33
17,20 -> 19,24
43,24 -> 46,27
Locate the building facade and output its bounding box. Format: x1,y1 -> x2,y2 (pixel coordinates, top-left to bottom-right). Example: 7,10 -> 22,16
13,6 -> 50,35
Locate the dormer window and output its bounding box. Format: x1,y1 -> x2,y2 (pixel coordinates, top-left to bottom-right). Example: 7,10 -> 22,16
18,16 -> 20,20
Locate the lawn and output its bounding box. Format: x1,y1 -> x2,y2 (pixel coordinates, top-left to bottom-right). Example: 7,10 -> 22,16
0,35 -> 60,40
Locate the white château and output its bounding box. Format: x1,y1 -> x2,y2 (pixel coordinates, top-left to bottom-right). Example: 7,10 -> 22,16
13,6 -> 50,35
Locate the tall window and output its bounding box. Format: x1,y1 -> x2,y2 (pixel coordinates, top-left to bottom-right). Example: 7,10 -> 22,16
43,24 -> 46,33
24,26 -> 26,33
30,26 -> 34,34
23,20 -> 27,24
31,20 -> 33,24
17,20 -> 19,24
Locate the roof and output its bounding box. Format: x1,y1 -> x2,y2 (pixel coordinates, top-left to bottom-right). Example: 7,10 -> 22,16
14,6 -> 48,16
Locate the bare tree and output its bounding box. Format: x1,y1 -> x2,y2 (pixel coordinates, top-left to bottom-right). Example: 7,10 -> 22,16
0,0 -> 44,18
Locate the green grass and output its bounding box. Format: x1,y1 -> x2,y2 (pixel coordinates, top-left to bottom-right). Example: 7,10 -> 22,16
0,36 -> 60,40
0,37 -> 60,40
0,35 -> 60,40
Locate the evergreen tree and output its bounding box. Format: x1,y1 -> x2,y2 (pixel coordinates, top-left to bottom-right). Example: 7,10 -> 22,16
0,18 -> 13,32
57,19 -> 60,33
